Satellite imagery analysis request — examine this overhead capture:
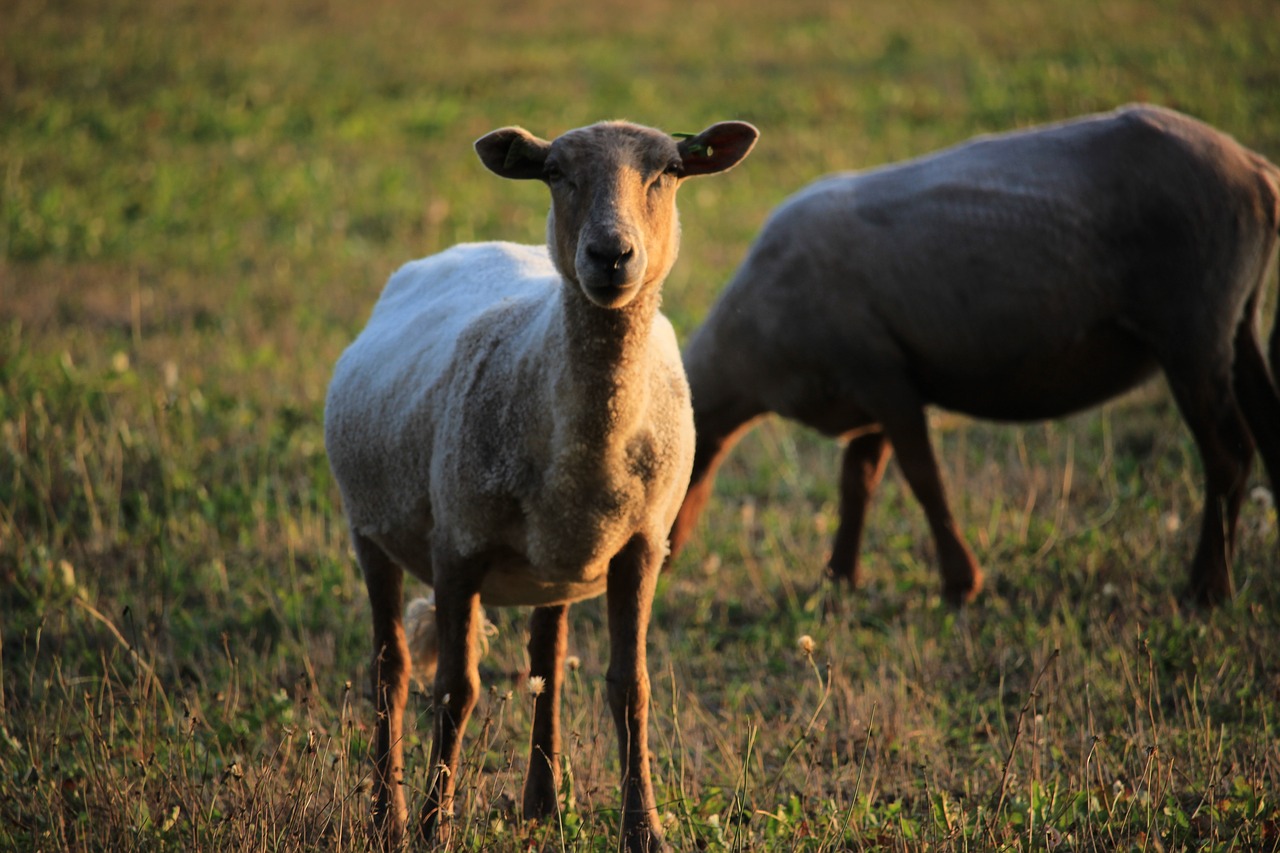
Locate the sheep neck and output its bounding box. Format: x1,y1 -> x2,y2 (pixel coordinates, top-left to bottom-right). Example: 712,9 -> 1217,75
554,279 -> 661,445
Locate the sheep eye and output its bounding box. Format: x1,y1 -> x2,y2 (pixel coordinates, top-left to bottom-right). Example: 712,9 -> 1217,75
545,164 -> 568,185
649,166 -> 679,190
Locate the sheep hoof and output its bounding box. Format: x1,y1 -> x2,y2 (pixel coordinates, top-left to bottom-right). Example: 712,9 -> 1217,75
1180,576 -> 1232,609
942,576 -> 983,607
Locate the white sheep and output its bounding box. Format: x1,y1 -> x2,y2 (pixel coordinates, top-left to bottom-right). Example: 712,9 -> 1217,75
324,118 -> 757,851
668,104 -> 1280,606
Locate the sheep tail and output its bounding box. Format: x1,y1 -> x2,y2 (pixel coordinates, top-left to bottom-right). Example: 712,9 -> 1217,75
404,595 -> 439,685
1258,157 -> 1280,377
404,593 -> 498,689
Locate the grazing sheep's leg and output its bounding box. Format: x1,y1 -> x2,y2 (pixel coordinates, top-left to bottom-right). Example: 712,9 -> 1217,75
667,458 -> 716,564
1165,371 -> 1253,605
668,411 -> 760,565
827,430 -> 893,587
523,603 -> 569,820
354,532 -> 411,849
879,404 -> 983,604
1231,307 -> 1280,492
606,536 -> 666,853
419,564 -> 483,843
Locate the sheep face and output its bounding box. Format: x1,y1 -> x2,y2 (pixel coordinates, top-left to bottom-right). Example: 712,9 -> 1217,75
476,121 -> 758,309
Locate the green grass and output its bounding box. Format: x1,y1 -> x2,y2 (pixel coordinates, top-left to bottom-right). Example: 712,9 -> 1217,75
3,0 -> 1280,849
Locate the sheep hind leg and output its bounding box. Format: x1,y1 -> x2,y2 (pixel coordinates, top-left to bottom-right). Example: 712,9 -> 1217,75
827,429 -> 893,588
419,560 -> 483,843
523,604 -> 569,821
880,404 -> 983,605
1232,305 -> 1280,493
606,536 -> 666,853
353,532 -> 411,849
1165,365 -> 1253,606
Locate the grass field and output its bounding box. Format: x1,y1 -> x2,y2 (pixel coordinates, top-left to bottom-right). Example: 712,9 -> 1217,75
3,0 -> 1280,849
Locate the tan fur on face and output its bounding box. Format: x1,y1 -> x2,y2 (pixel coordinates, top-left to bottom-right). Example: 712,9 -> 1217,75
544,123 -> 685,305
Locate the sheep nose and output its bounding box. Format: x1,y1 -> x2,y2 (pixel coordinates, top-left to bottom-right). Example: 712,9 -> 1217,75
585,241 -> 635,272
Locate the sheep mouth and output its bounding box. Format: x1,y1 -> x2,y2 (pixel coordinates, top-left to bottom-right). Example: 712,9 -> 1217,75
580,278 -> 642,308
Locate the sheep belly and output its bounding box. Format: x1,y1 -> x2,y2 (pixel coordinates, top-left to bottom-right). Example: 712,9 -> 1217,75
914,325 -> 1161,421
353,519 -> 615,608
478,565 -> 610,607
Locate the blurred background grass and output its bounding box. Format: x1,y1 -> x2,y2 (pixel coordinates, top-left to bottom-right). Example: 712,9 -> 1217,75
2,0 -> 1279,849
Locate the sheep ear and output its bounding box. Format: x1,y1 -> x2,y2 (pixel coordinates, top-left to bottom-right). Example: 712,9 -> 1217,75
676,121 -> 759,177
475,127 -> 551,180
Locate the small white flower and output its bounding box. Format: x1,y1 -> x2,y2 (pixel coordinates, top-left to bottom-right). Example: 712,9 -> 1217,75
163,360 -> 179,390
528,675 -> 546,697
797,635 -> 816,657
565,656 -> 581,672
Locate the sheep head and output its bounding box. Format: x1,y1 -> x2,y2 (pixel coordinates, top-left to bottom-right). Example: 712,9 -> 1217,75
476,120 -> 758,308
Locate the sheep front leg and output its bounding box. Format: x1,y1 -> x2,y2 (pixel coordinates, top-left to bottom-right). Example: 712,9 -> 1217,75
354,533 -> 411,849
667,407 -> 758,567
827,430 -> 892,587
606,536 -> 666,852
523,603 -> 569,820
419,564 -> 483,844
